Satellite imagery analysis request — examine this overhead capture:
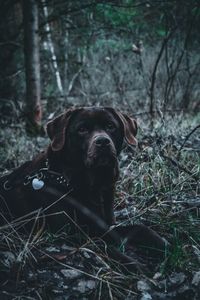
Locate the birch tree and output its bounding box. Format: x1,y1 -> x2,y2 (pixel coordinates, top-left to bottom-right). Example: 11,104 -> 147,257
42,0 -> 64,96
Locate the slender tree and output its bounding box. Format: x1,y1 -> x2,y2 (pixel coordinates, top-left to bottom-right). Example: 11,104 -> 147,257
42,0 -> 64,96
23,0 -> 42,133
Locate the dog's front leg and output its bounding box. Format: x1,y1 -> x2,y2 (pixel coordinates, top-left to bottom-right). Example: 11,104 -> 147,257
102,186 -> 116,226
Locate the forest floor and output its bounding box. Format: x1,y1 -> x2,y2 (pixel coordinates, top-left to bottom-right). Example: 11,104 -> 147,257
0,111 -> 200,299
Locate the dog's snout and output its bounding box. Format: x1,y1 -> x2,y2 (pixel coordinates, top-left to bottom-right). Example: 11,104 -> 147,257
95,136 -> 111,147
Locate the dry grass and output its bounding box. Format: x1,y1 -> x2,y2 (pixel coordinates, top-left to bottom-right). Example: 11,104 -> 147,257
0,112 -> 200,298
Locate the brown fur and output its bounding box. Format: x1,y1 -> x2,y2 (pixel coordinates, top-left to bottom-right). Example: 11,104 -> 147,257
0,107 -> 168,272
0,107 -> 137,231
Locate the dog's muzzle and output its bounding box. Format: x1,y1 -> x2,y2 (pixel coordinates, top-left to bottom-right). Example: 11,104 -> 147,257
94,135 -> 112,149
85,133 -> 117,167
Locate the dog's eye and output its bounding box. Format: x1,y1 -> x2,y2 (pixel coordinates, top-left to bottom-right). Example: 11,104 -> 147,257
78,126 -> 88,134
106,123 -> 116,131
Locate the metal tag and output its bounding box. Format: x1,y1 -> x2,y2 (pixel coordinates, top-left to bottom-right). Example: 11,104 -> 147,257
32,178 -> 44,190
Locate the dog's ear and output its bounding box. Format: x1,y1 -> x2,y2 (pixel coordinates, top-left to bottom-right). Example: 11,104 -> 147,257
119,112 -> 138,146
46,108 -> 78,151
105,107 -> 138,146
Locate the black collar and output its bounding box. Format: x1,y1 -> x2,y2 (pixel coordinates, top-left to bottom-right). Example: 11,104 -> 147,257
1,160 -> 71,192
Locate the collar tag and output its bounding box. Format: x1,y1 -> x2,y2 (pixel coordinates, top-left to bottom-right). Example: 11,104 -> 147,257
32,178 -> 45,190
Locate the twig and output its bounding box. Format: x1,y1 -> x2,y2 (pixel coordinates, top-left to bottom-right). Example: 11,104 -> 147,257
148,27 -> 177,127
160,151 -> 199,182
177,124 -> 200,157
164,6 -> 199,106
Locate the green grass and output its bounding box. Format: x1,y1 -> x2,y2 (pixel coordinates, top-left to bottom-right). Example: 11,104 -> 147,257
116,113 -> 200,277
0,112 -> 200,298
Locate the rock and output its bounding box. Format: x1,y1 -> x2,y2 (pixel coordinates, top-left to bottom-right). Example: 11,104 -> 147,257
61,269 -> 82,280
192,271 -> 200,286
37,269 -> 56,283
153,272 -> 162,280
81,250 -> 91,259
169,272 -> 186,286
137,280 -> 151,292
74,279 -> 96,293
0,251 -> 16,268
61,244 -> 75,251
27,271 -> 37,283
46,246 -> 60,253
140,292 -> 152,300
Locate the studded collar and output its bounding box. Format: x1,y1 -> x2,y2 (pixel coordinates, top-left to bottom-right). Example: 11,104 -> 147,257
2,159 -> 71,192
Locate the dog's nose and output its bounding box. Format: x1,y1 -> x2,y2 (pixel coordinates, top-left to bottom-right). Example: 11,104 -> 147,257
95,136 -> 111,147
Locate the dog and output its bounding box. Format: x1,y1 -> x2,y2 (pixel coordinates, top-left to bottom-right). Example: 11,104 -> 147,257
0,107 -> 167,271
0,107 -> 137,229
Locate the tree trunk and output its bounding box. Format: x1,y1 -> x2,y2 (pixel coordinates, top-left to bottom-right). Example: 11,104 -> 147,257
23,0 -> 42,134
0,1 -> 22,104
42,0 -> 63,96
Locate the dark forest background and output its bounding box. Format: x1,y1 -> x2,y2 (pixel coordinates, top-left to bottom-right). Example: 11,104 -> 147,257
0,0 -> 199,133
1,2 -> 200,299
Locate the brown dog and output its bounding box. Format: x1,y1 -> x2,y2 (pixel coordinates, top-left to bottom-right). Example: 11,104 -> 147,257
0,107 -> 137,230
0,107 -> 168,271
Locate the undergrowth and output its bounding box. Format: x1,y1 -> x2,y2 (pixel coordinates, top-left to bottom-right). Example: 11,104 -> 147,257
0,112 -> 200,298
118,113 -> 200,275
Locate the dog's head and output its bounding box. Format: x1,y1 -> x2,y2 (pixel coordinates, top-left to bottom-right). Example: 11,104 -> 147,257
46,107 -> 137,169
